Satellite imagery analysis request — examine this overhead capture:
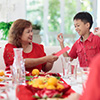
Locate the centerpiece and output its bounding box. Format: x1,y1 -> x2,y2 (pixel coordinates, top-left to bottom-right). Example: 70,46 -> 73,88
16,69 -> 74,100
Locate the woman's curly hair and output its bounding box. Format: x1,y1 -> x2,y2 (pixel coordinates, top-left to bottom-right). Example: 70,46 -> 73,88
8,19 -> 32,47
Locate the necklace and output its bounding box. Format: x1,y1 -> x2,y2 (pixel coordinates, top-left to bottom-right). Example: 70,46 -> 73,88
23,43 -> 32,53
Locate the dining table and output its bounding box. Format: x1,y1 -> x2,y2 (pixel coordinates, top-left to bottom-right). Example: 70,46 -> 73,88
0,70 -> 83,100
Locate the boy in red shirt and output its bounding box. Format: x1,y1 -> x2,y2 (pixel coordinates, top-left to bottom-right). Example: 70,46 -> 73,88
57,12 -> 100,67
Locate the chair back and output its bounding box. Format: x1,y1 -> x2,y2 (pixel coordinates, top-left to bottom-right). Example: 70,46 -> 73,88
44,46 -> 63,73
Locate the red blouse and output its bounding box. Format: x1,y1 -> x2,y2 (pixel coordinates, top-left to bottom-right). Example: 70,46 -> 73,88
3,42 -> 46,73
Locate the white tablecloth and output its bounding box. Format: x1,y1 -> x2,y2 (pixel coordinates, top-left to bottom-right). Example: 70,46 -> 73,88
60,73 -> 83,94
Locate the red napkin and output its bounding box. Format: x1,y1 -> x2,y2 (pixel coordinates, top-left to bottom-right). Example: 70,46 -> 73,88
16,84 -> 74,100
6,71 -> 11,74
16,85 -> 35,100
5,66 -> 10,71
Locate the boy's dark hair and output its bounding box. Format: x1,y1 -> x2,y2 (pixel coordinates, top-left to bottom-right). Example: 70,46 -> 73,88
73,12 -> 93,29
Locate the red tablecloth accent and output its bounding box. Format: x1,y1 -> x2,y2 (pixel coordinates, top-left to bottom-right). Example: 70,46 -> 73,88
16,84 -> 74,100
16,85 -> 35,100
16,85 -> 74,100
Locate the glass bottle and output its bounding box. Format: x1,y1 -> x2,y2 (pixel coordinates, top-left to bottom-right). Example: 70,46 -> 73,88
11,48 -> 26,85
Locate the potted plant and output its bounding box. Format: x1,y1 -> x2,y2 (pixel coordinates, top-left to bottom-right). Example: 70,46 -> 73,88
0,21 -> 13,40
32,24 -> 42,43
32,24 -> 41,34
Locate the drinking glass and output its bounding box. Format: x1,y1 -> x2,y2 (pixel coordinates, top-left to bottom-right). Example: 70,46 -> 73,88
80,67 -> 90,88
76,67 -> 82,84
61,57 -> 71,79
0,83 -> 8,100
68,58 -> 79,85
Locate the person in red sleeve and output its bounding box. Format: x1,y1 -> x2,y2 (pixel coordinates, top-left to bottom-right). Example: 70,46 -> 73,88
66,53 -> 100,100
3,19 -> 58,73
57,11 -> 100,67
79,53 -> 100,99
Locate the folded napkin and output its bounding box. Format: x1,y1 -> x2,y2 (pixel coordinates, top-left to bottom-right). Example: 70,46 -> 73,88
16,85 -> 35,100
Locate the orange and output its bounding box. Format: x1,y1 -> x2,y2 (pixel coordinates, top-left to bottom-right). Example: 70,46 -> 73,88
56,83 -> 64,90
38,84 -> 45,89
32,83 -> 39,88
36,79 -> 43,85
0,78 -> 4,82
32,69 -> 40,76
44,82 -> 49,87
0,70 -> 5,76
47,77 -> 58,86
47,85 -> 56,90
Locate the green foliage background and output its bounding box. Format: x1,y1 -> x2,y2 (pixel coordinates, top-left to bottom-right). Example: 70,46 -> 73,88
0,22 -> 13,40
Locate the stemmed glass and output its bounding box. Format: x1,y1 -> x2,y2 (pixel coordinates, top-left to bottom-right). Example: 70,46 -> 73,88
61,57 -> 71,79
67,58 -> 79,85
0,83 -> 8,100
80,67 -> 90,89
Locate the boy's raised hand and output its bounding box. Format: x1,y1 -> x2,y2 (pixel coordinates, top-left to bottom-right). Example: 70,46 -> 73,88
94,27 -> 100,37
57,33 -> 64,43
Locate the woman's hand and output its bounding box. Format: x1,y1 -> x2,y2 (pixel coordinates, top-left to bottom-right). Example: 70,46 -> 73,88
57,33 -> 64,44
46,54 -> 58,63
42,54 -> 58,72
94,27 -> 100,37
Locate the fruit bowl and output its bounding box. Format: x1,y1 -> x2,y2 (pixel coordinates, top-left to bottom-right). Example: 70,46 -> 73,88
17,72 -> 74,100
25,72 -> 73,99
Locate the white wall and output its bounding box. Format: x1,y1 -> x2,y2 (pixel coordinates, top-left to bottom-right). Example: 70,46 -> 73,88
0,0 -> 26,22
97,0 -> 100,26
0,40 -> 7,70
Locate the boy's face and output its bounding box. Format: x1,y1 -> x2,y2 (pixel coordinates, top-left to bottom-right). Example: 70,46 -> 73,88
74,19 -> 90,36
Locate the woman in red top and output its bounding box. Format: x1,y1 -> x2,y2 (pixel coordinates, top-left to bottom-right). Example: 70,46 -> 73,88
3,19 -> 58,73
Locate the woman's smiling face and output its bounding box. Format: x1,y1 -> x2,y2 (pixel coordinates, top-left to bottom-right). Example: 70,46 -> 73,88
21,25 -> 33,44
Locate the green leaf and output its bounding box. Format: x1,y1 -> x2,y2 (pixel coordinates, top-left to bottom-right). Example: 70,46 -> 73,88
26,76 -> 33,81
54,76 -> 60,80
33,95 -> 41,99
53,93 -> 63,98
0,21 -> 13,40
0,22 -> 7,29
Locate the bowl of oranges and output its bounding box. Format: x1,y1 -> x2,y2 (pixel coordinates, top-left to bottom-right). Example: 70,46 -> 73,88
28,76 -> 64,90
26,69 -> 71,99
